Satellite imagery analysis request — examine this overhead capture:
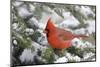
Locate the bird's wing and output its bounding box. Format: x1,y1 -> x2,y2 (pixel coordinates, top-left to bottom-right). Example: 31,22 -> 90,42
56,27 -> 74,40
63,40 -> 72,48
59,40 -> 72,49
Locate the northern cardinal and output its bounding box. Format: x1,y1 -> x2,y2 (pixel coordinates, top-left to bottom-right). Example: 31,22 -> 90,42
44,18 -> 87,55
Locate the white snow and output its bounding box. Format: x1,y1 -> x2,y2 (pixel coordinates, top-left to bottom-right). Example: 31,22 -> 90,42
12,23 -> 23,32
84,41 -> 95,48
66,52 -> 72,59
72,38 -> 86,49
79,6 -> 94,18
59,12 -> 80,28
66,52 -> 81,62
13,1 -> 23,7
25,28 -> 34,35
75,6 -> 80,11
32,42 -> 41,51
51,10 -> 63,24
32,41 -> 47,52
12,23 -> 18,29
38,11 -> 63,30
86,20 -> 95,34
13,39 -> 17,45
72,38 -> 94,49
66,53 -> 73,61
62,12 -> 71,19
17,5 -> 32,18
19,49 -> 36,63
28,17 -> 39,26
54,57 -> 68,63
19,41 -> 47,63
83,52 -> 95,61
73,20 -> 95,35
25,28 -> 33,32
42,6 -> 63,24
39,12 -> 50,30
29,4 -> 35,12
74,28 -> 86,35
72,38 -> 95,49
73,56 -> 81,62
36,29 -> 48,46
37,36 -> 48,46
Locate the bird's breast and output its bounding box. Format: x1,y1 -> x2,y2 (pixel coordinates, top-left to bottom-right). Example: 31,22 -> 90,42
47,34 -> 61,48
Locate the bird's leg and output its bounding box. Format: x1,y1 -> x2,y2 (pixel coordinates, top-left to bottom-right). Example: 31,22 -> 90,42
53,48 -> 65,57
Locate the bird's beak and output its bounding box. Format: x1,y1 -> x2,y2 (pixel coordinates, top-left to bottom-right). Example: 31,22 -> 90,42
43,30 -> 47,33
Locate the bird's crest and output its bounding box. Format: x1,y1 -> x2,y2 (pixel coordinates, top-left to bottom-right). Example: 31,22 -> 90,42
45,18 -> 56,31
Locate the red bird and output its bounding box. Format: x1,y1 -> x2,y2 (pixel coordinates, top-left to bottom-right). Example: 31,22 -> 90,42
44,18 -> 87,50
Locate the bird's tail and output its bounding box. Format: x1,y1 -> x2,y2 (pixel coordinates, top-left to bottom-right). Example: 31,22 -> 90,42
74,35 -> 88,38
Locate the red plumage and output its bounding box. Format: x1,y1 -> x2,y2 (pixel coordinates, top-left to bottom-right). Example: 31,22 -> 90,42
44,18 -> 87,49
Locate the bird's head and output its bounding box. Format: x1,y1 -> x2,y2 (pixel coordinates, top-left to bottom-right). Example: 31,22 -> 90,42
43,18 -> 55,34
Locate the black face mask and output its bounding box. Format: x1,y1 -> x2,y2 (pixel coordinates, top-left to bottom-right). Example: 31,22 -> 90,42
45,29 -> 50,37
